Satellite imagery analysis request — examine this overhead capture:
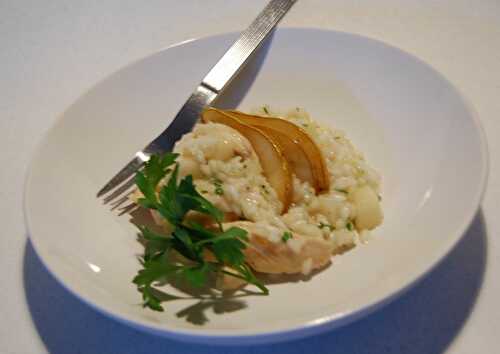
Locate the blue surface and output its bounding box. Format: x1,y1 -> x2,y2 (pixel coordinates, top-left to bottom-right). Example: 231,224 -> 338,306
23,212 -> 487,354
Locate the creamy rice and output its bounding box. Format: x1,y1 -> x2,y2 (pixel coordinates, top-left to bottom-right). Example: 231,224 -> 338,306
170,107 -> 383,255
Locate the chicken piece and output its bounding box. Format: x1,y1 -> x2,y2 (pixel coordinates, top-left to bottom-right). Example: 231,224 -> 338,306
227,221 -> 333,275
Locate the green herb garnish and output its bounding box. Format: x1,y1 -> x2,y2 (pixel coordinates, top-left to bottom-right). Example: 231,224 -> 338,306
263,106 -> 269,114
335,189 -> 348,194
282,231 -> 293,242
318,222 -> 335,231
133,153 -> 268,311
346,221 -> 354,231
212,177 -> 224,196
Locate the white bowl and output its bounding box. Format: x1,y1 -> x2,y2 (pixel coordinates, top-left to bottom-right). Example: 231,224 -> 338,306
24,28 -> 488,344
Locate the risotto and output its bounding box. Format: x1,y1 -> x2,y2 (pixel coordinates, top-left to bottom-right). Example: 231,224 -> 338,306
146,106 -> 384,278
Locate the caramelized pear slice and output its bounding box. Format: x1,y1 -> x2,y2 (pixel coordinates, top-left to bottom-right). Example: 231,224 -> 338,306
253,126 -> 317,190
202,108 -> 292,213
225,109 -> 330,192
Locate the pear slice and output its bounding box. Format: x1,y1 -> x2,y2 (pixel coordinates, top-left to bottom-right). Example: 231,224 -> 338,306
202,108 -> 293,213
225,109 -> 330,192
350,185 -> 383,230
251,126 -> 316,190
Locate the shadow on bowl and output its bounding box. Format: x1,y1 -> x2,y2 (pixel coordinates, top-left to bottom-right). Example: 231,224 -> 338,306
23,210 -> 487,354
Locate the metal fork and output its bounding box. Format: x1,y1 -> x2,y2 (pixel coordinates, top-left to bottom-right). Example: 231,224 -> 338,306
97,0 -> 297,212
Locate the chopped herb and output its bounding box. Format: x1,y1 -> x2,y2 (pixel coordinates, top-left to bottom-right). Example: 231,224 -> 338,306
263,106 -> 269,114
335,189 -> 348,194
302,123 -> 309,128
200,190 -> 208,194
260,184 -> 269,194
318,222 -> 335,231
282,231 -> 293,242
346,221 -> 354,231
133,153 -> 268,311
212,177 -> 224,196
243,164 -> 248,169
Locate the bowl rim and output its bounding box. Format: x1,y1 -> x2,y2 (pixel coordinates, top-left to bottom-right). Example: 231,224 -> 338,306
23,27 -> 490,344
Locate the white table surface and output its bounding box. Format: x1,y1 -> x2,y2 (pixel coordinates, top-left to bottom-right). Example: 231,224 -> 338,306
1,1 -> 499,353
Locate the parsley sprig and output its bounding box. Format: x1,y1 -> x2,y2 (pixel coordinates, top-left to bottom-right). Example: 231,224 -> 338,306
133,153 -> 268,311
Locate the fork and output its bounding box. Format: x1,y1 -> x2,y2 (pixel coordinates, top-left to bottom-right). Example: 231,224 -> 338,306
97,0 -> 297,212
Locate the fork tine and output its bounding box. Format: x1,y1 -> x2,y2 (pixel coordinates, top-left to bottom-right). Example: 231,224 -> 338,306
110,194 -> 133,211
118,203 -> 138,216
104,177 -> 136,205
97,155 -> 145,197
